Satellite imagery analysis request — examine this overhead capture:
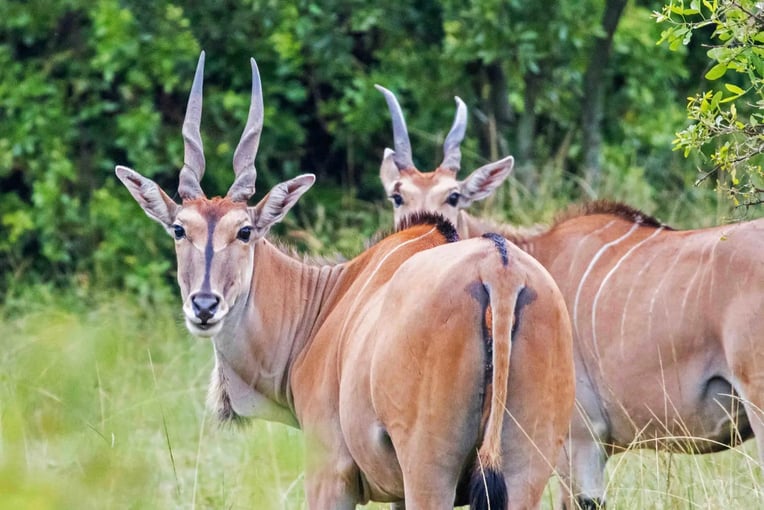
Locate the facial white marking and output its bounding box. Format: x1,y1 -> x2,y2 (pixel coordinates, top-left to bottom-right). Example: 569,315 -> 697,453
393,175 -> 463,226
572,222 -> 637,342
213,212 -> 252,251
186,319 -> 224,338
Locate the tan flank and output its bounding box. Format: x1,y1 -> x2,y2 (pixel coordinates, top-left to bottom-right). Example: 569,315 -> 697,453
115,54 -> 575,509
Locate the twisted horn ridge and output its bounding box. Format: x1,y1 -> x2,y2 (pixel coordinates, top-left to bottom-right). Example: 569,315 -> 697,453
440,96 -> 467,173
228,58 -> 263,202
178,51 -> 207,201
374,84 -> 415,171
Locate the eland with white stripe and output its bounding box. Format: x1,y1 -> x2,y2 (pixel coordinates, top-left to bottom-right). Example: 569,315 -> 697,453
377,86 -> 764,509
116,54 -> 575,509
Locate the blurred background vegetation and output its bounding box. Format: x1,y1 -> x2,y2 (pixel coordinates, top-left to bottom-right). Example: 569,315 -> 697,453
3,0 -> 758,303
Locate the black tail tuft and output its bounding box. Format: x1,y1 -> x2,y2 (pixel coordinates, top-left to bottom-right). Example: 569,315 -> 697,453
470,466 -> 507,510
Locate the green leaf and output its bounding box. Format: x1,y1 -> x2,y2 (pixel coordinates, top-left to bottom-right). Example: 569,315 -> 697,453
724,83 -> 745,95
705,62 -> 727,80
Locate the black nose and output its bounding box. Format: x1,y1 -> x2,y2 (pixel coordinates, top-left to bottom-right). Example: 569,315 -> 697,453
191,293 -> 220,323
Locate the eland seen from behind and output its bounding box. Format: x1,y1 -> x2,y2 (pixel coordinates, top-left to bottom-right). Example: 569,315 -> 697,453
116,53 -> 575,509
376,86 -> 764,509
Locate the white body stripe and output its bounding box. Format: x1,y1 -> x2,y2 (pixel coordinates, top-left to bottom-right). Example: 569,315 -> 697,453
339,228 -> 437,339
591,226 -> 664,357
573,222 -> 638,341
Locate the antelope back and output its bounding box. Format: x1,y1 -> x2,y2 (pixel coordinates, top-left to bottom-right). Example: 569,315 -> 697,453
116,52 -> 314,337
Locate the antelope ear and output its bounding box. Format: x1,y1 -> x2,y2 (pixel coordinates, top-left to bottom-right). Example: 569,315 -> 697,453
115,165 -> 179,230
458,156 -> 514,207
251,174 -> 316,235
379,148 -> 400,194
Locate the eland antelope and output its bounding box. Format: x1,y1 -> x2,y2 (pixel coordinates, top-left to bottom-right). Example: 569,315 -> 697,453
376,86 -> 764,509
116,53 -> 575,509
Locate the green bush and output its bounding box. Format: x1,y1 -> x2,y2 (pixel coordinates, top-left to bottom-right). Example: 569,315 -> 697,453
0,1 -> 749,302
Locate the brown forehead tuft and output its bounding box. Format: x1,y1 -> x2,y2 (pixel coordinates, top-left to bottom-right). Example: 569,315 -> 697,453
183,196 -> 247,221
405,168 -> 454,185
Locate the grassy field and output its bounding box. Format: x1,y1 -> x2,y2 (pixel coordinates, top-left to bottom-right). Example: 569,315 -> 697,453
1,290 -> 762,509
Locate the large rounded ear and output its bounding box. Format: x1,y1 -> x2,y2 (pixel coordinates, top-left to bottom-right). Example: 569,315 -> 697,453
251,174 -> 316,235
458,156 -> 515,207
379,148 -> 400,194
115,165 -> 179,231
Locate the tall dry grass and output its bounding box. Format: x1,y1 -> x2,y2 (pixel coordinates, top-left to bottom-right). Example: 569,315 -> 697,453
1,289 -> 761,509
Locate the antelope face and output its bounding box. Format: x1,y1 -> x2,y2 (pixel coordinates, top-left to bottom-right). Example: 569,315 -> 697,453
381,163 -> 465,228
117,170 -> 313,338
376,85 -> 515,228
116,52 -> 314,338
171,199 -> 254,336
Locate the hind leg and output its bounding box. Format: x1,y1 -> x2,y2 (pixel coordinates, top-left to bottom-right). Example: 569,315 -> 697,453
555,403 -> 609,510
393,434 -> 462,509
494,301 -> 578,510
724,308 -> 764,471
728,363 -> 764,471
302,435 -> 360,510
389,406 -> 478,509
729,374 -> 764,483
502,297 -> 577,509
741,397 -> 764,472
556,436 -> 608,510
499,405 -> 568,509
383,369 -> 480,509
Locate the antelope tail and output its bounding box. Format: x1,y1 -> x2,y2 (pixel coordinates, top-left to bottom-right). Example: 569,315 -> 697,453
470,277 -> 519,510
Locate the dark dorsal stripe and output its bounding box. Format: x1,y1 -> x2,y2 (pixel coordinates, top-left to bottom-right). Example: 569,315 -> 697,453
555,200 -> 672,230
482,232 -> 509,267
396,211 -> 460,243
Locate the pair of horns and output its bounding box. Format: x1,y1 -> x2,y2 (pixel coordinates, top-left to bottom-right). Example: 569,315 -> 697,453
375,85 -> 467,173
178,51 -> 262,202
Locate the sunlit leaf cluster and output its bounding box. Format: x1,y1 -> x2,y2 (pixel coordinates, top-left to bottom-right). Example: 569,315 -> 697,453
657,0 -> 764,206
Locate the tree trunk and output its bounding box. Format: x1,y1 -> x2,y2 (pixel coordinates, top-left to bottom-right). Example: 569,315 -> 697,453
516,70 -> 541,188
581,0 -> 629,191
485,62 -> 513,160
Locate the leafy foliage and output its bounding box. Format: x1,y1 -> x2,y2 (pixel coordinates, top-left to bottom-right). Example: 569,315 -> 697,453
657,0 -> 764,207
0,1 -> 739,301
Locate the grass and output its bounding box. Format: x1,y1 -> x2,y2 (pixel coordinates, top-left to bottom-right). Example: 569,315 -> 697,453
0,292 -> 311,509
1,290 -> 762,509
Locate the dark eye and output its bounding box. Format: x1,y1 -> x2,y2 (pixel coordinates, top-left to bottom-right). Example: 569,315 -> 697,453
173,224 -> 185,240
391,193 -> 404,208
447,192 -> 461,207
237,226 -> 252,242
